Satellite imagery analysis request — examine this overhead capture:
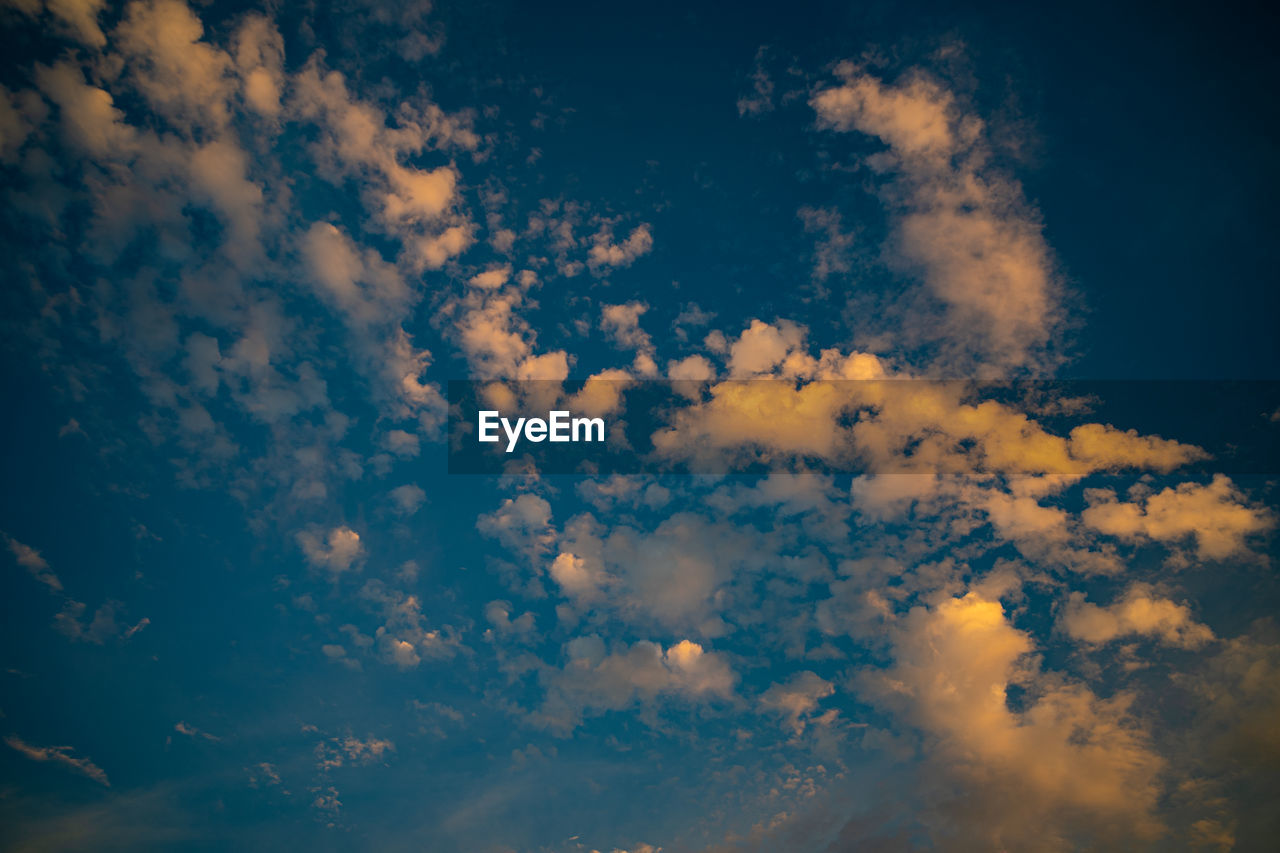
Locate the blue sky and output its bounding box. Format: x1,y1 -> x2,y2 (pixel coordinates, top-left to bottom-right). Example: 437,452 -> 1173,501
1,1 -> 1278,851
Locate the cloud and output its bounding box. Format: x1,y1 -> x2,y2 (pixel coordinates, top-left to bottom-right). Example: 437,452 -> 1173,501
1061,584 -> 1215,648
448,268 -> 570,380
34,60 -> 137,159
173,721 -> 220,741
737,46 -> 775,117
534,635 -> 736,734
383,429 -> 421,458
798,206 -> 855,284
652,371 -> 1204,482
858,592 -> 1166,848
10,0 -> 108,48
2,3 -> 1275,847
298,222 -> 449,417
561,511 -> 763,632
288,54 -> 475,267
759,671 -> 836,735
1186,628 -> 1280,767
549,551 -> 608,603
3,0 -> 464,524
388,483 -> 427,515
485,600 -> 536,637
53,599 -> 149,644
1082,474 -> 1272,561
231,13 -> 284,117
335,735 -> 395,764
600,302 -> 652,352
312,733 -> 396,787
813,70 -> 961,159
6,735 -> 110,786
114,0 -> 236,133
359,580 -> 458,668
5,534 -> 62,592
812,64 -> 1062,372
600,302 -> 657,376
188,139 -> 265,270
477,494 -> 554,562
247,761 -> 282,789
587,223 -> 653,274
296,526 -> 365,576
667,354 -> 714,382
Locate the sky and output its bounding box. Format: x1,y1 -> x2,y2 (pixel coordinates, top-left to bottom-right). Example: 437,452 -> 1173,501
0,1 -> 1278,851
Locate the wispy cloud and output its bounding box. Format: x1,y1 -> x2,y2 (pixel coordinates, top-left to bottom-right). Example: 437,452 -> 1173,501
6,735 -> 110,787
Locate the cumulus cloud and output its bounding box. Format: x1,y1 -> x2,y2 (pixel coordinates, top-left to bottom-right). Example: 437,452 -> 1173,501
388,483 -> 427,515
858,592 -> 1167,848
34,60 -> 136,159
448,265 -> 570,380
477,494 -> 554,562
652,369 -> 1204,483
485,600 -> 536,636
1082,475 -> 1272,561
359,580 -> 457,668
1061,584 -> 1215,648
114,0 -> 238,133
297,526 -> 365,576
587,223 -> 653,274
549,551 -> 608,603
600,302 -> 657,376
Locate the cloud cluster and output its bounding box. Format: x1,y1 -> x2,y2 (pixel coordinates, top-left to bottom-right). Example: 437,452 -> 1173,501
1,4 -> 1274,849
